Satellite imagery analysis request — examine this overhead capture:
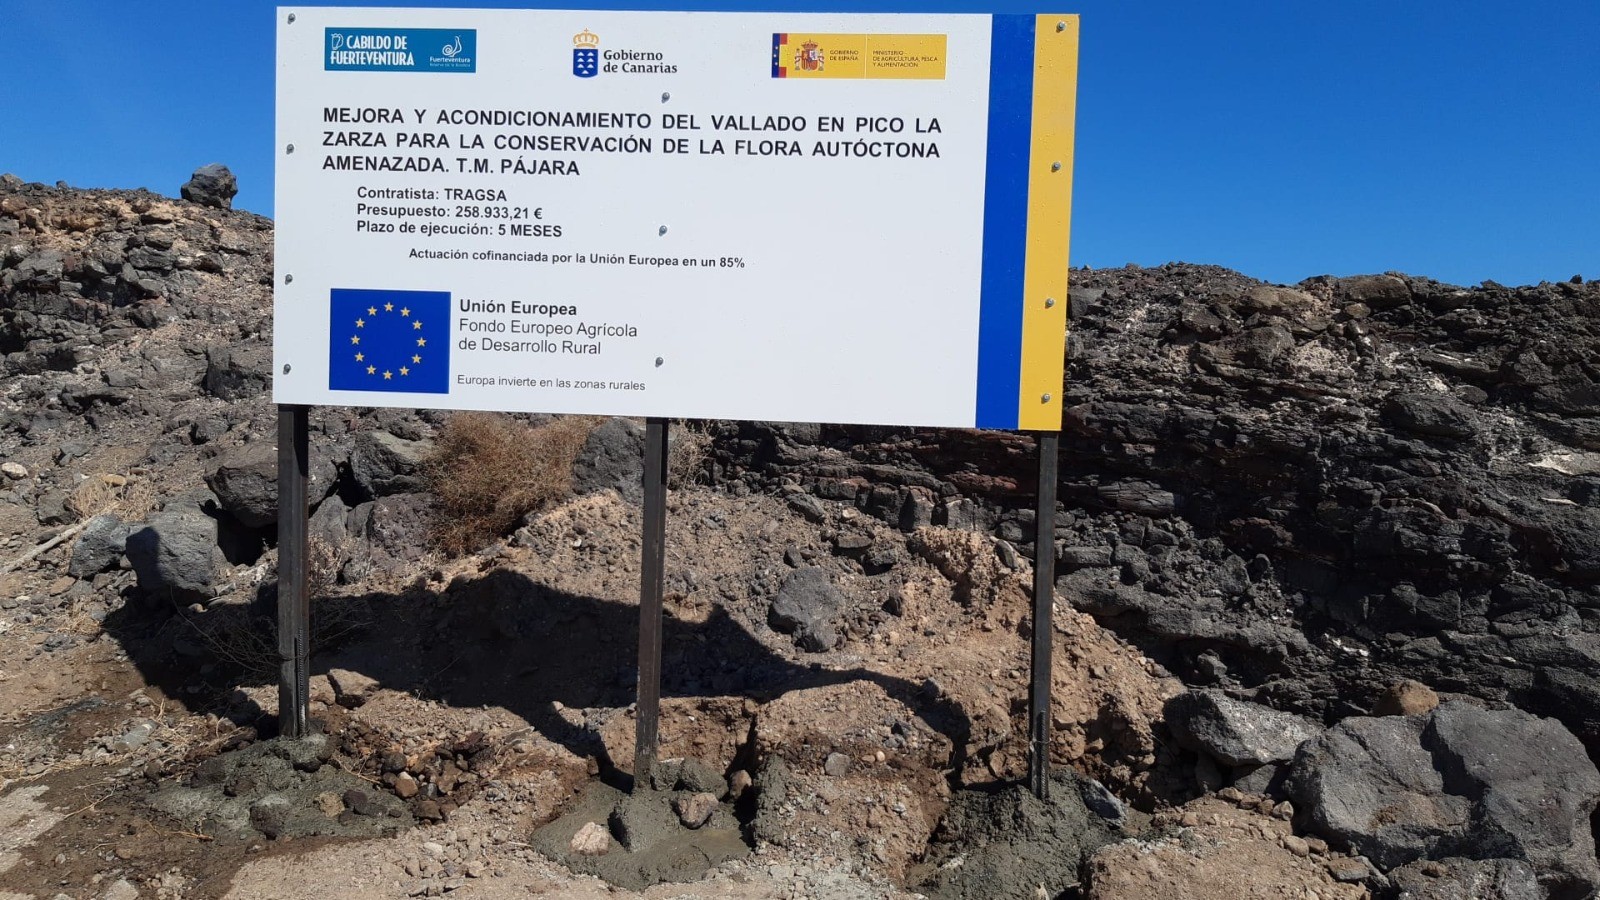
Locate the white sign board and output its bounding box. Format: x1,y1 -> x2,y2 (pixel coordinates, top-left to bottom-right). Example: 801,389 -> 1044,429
275,7 -> 1077,429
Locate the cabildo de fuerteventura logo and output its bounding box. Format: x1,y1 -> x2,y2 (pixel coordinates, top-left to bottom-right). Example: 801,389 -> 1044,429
325,28 -> 476,73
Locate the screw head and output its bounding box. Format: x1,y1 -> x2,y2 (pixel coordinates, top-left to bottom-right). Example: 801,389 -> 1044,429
282,364 -> 292,374
287,12 -> 296,23
1057,20 -> 1066,32
284,274 -> 294,284
1045,297 -> 1055,308
1051,161 -> 1062,172
1041,392 -> 1052,403
655,357 -> 664,367
661,92 -> 671,102
286,144 -> 295,154
658,225 -> 668,236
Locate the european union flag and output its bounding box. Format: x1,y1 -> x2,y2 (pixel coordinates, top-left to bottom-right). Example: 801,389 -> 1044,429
327,288 -> 450,394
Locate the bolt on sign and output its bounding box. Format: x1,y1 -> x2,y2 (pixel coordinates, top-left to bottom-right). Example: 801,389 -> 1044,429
275,9 -> 1078,430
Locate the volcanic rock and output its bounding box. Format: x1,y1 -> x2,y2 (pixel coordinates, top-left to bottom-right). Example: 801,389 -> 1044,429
68,513 -> 129,577
180,163 -> 238,209
1288,701 -> 1600,893
125,507 -> 222,603
1166,690 -> 1322,767
206,442 -> 278,528
203,344 -> 272,401
767,567 -> 843,652
1384,392 -> 1477,439
1390,857 -> 1542,900
571,417 -> 644,503
349,430 -> 432,499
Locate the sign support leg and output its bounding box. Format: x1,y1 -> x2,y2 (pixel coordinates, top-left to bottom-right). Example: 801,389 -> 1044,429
633,417 -> 669,790
1028,430 -> 1059,799
276,404 -> 312,739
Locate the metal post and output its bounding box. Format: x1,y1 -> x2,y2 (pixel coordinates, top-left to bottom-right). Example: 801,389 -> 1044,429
633,417 -> 670,789
1028,430 -> 1060,799
276,404 -> 312,739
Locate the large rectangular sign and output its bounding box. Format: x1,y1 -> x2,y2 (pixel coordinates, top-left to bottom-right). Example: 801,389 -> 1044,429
274,7 -> 1077,429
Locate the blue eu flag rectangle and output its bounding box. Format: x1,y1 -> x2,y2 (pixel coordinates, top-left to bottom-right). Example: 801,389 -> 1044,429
327,289 -> 450,394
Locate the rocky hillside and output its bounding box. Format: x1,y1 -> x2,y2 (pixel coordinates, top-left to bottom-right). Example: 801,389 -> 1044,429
708,263 -> 1600,738
1,173 -> 1598,900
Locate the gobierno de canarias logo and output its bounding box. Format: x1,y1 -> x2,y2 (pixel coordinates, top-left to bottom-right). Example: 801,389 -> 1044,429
570,28 -> 678,77
572,29 -> 601,77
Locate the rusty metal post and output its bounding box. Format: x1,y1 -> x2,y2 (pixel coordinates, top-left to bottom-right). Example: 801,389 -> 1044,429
1028,430 -> 1059,799
633,417 -> 669,789
276,404 -> 311,738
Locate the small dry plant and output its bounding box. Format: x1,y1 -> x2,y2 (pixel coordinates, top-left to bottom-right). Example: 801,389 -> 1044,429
668,419 -> 713,488
67,472 -> 161,523
423,412 -> 597,555
182,539 -> 367,680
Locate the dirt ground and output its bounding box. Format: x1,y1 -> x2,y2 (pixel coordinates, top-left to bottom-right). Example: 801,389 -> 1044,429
0,485 -> 1181,900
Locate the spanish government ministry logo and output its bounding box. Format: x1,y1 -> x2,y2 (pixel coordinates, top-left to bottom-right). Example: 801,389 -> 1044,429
327,289 -> 450,394
572,29 -> 600,77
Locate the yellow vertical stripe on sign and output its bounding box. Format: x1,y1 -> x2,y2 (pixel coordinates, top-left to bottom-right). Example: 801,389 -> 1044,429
1016,14 -> 1079,431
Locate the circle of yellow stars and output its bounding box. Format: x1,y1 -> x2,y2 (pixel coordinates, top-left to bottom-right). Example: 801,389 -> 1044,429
350,301 -> 427,381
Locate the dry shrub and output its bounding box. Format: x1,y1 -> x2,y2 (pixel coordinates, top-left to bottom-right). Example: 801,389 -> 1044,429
67,473 -> 161,523
424,412 -> 597,554
183,539 -> 365,680
668,419 -> 712,488
307,537 -> 342,601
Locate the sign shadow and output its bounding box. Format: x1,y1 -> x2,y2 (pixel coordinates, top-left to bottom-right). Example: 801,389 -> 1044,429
106,567 -> 973,780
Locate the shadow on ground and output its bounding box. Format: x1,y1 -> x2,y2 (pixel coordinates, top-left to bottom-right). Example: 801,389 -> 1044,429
102,567 -> 973,780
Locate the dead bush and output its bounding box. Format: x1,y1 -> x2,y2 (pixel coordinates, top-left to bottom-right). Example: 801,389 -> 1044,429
668,419 -> 712,488
307,537 -> 342,601
178,540 -> 366,681
67,473 -> 161,522
187,598 -> 371,683
424,412 -> 597,554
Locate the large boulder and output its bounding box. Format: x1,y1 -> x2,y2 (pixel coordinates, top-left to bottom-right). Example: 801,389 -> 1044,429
349,430 -> 432,499
1165,690 -> 1322,767
1424,702 -> 1600,895
1332,273 -> 1411,309
206,443 -> 278,528
126,509 -> 223,603
1384,393 -> 1477,440
571,417 -> 644,504
68,514 -> 130,577
180,164 -> 238,209
767,567 -> 843,652
1288,702 -> 1600,895
1288,714 -> 1467,869
343,493 -> 432,579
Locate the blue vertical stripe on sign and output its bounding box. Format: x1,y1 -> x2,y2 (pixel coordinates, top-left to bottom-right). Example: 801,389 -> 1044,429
973,14 -> 1037,431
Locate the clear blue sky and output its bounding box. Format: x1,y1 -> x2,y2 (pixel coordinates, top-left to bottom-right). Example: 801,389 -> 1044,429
3,0 -> 1596,286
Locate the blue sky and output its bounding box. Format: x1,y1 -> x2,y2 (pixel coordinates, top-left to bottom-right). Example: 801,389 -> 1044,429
3,0 -> 1596,286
